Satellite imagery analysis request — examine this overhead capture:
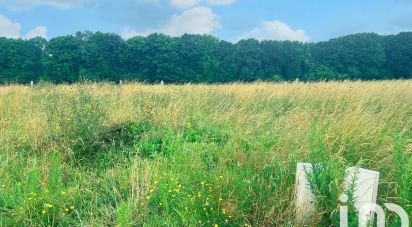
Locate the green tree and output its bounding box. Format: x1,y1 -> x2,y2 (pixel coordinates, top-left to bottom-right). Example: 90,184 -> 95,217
384,32 -> 412,78
81,31 -> 127,81
44,35 -> 85,83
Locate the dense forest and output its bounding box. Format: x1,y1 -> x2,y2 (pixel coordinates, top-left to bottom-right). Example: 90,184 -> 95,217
0,31 -> 411,83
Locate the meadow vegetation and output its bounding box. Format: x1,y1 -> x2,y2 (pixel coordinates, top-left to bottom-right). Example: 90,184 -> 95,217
0,81 -> 411,226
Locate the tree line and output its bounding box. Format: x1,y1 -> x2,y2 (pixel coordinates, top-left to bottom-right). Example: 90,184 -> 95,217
0,31 -> 411,84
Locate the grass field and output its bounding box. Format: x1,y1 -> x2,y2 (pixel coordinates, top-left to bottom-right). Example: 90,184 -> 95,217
0,81 -> 411,226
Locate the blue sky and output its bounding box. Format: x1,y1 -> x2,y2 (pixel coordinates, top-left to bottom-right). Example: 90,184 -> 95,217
0,0 -> 411,42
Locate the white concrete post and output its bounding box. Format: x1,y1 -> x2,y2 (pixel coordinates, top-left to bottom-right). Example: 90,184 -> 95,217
295,163 -> 316,224
344,167 -> 379,224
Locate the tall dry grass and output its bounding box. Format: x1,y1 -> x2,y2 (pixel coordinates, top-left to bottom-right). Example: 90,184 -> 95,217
0,81 -> 411,226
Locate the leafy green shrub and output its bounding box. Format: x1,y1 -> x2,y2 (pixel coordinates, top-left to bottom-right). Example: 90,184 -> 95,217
97,122 -> 178,161
183,122 -> 228,145
133,127 -> 180,159
136,137 -> 167,159
97,121 -> 149,149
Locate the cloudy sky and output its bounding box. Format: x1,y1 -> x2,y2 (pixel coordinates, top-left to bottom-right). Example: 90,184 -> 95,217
0,0 -> 411,42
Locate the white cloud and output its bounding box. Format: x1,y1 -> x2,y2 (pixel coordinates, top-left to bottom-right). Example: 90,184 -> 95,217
169,0 -> 199,8
169,0 -> 236,9
0,14 -> 21,38
24,26 -> 48,39
0,0 -> 97,10
137,0 -> 160,4
237,20 -> 310,42
159,6 -> 221,36
122,6 -> 221,39
122,27 -> 143,39
0,14 -> 47,39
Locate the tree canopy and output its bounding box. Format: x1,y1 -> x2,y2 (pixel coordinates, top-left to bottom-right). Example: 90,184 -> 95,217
0,31 -> 411,84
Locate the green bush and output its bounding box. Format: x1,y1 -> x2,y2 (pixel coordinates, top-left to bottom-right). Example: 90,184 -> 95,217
183,122 -> 228,145
97,121 -> 149,149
